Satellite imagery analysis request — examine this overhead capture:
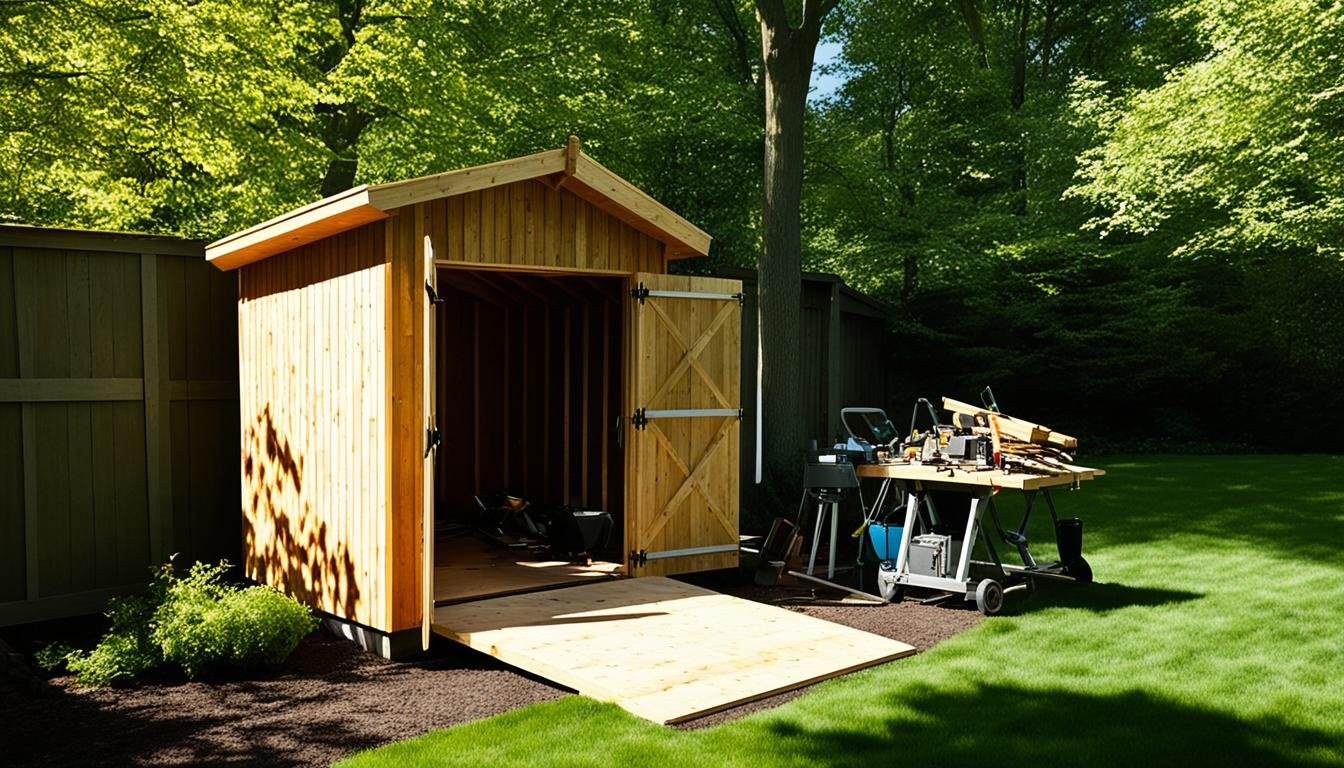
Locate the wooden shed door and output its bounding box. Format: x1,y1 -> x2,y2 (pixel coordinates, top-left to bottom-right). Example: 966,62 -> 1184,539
626,273 -> 742,576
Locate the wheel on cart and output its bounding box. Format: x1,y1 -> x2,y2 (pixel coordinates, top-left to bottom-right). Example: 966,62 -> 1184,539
975,579 -> 1004,616
1067,556 -> 1093,583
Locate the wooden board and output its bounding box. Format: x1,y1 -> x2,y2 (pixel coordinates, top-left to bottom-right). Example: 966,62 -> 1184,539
433,577 -> 914,724
856,460 -> 1104,490
625,273 -> 742,577
940,396 -> 1078,450
433,536 -> 622,603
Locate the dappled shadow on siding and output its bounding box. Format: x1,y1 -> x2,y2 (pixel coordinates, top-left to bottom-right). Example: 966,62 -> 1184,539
241,404 -> 362,622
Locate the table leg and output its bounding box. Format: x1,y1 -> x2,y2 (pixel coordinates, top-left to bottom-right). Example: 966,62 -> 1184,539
828,501 -> 839,580
807,502 -> 824,576
894,489 -> 918,576
953,492 -> 988,584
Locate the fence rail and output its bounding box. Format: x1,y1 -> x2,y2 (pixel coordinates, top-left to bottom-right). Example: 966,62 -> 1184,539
0,226 -> 239,626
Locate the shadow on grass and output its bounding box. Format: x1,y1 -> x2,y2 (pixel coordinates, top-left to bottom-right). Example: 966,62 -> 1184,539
764,681 -> 1338,768
1010,580 -> 1203,614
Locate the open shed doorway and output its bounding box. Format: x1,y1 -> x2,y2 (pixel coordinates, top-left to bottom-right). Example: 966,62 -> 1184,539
432,267 -> 627,604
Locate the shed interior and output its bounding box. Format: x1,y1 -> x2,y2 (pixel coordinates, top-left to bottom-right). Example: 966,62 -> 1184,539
433,267 -> 627,603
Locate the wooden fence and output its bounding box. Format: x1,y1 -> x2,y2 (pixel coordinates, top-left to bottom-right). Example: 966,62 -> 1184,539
0,226 -> 239,625
710,267 -> 899,488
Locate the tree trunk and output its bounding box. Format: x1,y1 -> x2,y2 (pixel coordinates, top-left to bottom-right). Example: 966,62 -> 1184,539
755,0 -> 834,472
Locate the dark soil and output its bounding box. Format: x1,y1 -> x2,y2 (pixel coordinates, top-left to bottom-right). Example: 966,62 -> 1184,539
7,632 -> 566,768
6,576 -> 978,767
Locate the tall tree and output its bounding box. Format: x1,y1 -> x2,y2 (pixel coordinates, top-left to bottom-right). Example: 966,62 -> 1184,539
754,0 -> 837,472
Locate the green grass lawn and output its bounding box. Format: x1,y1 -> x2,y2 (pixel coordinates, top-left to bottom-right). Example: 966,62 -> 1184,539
340,456 -> 1344,767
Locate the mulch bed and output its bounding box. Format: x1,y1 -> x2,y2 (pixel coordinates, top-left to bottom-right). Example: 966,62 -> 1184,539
7,576 -> 978,767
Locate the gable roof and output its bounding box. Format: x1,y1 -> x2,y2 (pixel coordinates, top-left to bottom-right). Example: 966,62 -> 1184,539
206,136 -> 712,270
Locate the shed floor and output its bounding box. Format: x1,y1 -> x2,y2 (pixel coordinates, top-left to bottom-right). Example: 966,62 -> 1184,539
431,576 -> 916,724
434,535 -> 623,604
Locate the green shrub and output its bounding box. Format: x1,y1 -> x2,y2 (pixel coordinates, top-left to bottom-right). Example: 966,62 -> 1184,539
154,564 -> 316,677
56,559 -> 315,686
58,564 -> 172,685
33,641 -> 77,673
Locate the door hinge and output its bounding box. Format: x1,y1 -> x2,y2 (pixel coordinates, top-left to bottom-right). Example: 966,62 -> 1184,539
425,281 -> 445,306
631,408 -> 648,430
425,424 -> 441,457
628,549 -> 647,569
630,282 -> 649,304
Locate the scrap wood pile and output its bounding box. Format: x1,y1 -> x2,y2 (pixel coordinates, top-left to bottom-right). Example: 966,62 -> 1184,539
939,396 -> 1092,477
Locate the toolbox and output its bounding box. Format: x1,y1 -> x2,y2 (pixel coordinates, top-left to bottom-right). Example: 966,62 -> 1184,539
908,534 -> 962,579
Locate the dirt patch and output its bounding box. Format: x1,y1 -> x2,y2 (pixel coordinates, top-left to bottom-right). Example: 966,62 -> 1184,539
9,632 -> 566,768
8,577 -> 978,765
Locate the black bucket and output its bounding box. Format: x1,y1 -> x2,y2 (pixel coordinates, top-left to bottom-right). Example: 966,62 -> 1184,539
1056,518 -> 1083,564
754,517 -> 799,587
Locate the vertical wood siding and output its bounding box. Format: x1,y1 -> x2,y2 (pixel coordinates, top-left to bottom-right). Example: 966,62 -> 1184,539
0,233 -> 238,626
423,180 -> 667,274
236,221 -> 391,631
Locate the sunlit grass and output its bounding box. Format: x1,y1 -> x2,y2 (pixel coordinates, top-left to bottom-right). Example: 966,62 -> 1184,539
339,455 -> 1344,768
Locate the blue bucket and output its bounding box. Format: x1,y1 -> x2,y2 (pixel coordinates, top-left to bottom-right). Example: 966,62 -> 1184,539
867,523 -> 904,562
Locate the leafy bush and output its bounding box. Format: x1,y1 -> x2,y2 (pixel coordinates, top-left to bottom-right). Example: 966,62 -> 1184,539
154,562 -> 316,677
33,641 -> 77,673
50,559 -> 315,686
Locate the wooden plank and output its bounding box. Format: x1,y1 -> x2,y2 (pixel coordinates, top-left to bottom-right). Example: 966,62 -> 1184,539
65,251 -> 96,592
13,249 -> 37,599
141,254 -> 169,566
510,182 -> 526,265
0,225 -> 204,257
562,307 -> 571,503
854,461 -> 1104,490
601,303 -> 610,511
0,403 -> 24,601
434,260 -> 635,277
366,148 -> 566,211
820,281 -> 839,439
569,154 -> 711,257
0,583 -> 143,626
206,187 -> 387,270
431,535 -> 621,603
0,378 -> 143,402
580,305 -> 589,504
389,211 -> 425,632
940,396 -> 1077,449
432,577 -> 914,724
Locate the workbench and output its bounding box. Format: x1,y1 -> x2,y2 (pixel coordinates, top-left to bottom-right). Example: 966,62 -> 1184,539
855,461 -> 1104,614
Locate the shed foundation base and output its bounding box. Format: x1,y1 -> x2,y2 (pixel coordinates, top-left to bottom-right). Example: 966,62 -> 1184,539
320,615 -> 422,661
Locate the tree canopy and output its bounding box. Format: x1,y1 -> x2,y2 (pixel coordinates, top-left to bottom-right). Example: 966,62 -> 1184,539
2,0 -> 1339,450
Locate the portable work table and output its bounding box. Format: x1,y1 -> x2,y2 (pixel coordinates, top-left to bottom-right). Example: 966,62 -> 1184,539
855,461 -> 1105,614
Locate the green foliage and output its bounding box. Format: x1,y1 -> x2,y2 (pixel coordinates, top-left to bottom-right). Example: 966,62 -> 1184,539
153,562 -> 317,677
56,560 -> 314,686
1068,0 -> 1344,260
0,0 -> 763,265
33,642 -> 78,674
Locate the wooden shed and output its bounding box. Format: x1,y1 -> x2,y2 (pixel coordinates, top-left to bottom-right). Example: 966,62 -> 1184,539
207,138 -> 742,657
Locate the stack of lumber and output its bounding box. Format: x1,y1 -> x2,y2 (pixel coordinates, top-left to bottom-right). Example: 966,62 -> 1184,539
941,396 -> 1088,476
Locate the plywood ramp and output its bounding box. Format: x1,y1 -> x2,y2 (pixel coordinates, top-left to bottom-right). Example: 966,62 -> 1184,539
432,577 -> 915,724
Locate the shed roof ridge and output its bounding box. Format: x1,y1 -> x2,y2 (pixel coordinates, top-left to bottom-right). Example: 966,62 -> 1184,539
205,138 -> 712,271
